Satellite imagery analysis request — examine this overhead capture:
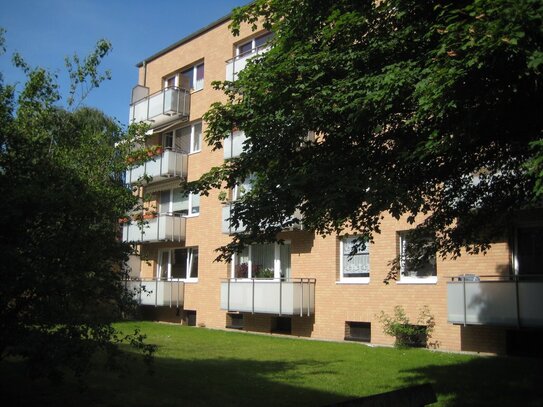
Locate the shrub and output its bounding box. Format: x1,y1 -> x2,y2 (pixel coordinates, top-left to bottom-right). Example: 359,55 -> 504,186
377,305 -> 435,348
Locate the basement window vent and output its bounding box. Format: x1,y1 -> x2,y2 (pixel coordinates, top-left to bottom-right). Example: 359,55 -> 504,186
184,310 -> 197,327
226,313 -> 244,330
345,321 -> 371,343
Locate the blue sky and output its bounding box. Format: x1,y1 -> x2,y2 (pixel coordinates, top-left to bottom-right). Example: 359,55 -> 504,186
0,0 -> 251,127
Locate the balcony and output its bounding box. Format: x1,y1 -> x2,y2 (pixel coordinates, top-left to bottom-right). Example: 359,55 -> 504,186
125,279 -> 184,307
222,204 -> 303,235
122,214 -> 186,243
221,204 -> 246,234
125,149 -> 188,185
447,274 -> 543,327
129,86 -> 190,129
220,278 -> 316,316
223,130 -> 247,159
225,46 -> 270,81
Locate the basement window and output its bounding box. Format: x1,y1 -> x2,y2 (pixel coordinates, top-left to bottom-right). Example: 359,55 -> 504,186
345,321 -> 371,343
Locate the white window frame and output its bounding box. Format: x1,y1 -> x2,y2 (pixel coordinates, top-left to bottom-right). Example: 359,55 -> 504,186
157,247 -> 198,282
231,241 -> 291,280
398,233 -> 437,285
159,188 -> 200,217
190,122 -> 202,153
236,32 -> 273,57
338,236 -> 370,284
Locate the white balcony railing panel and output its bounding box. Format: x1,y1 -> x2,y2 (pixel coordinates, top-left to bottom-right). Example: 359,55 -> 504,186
122,215 -> 186,243
220,279 -> 316,316
447,277 -> 543,327
224,130 -> 247,159
129,87 -> 190,129
126,280 -> 184,307
221,205 -> 246,234
125,150 -> 188,185
225,46 -> 270,81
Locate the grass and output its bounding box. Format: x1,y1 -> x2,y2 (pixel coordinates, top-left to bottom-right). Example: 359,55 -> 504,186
1,321 -> 542,406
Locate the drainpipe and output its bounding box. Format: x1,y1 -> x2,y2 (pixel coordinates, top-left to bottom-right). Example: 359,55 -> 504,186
143,60 -> 147,87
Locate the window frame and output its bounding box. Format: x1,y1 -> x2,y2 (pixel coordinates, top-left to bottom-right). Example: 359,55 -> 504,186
397,232 -> 437,284
158,187 -> 200,217
338,236 -> 370,284
236,32 -> 273,57
231,241 -> 291,280
157,247 -> 199,282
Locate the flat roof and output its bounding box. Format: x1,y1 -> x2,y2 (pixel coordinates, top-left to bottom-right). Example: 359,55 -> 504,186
135,13 -> 232,67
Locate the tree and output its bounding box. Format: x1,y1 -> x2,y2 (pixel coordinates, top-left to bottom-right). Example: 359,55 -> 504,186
186,0 -> 543,274
0,33 -> 154,381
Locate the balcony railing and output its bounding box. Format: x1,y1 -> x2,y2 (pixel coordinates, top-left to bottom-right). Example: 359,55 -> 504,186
225,46 -> 270,81
222,204 -> 303,235
125,279 -> 184,307
129,86 -> 190,128
447,274 -> 543,327
122,214 -> 186,243
125,149 -> 188,185
220,278 -> 316,316
223,130 -> 247,159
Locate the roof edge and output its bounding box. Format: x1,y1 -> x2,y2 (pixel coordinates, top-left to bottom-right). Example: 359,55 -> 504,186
136,13 -> 232,68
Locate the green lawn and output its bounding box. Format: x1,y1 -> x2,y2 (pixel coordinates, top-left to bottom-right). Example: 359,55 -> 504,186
1,321 -> 542,406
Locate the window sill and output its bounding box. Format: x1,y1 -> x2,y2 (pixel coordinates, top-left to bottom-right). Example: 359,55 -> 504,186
184,213 -> 200,218
396,277 -> 437,285
191,88 -> 204,94
336,279 -> 370,285
189,149 -> 201,155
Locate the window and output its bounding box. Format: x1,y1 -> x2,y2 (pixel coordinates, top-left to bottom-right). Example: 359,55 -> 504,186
159,188 -> 200,216
181,62 -> 204,91
231,176 -> 254,201
340,236 -> 370,283
164,75 -> 177,88
515,226 -> 543,276
237,32 -> 273,56
158,247 -> 198,280
175,122 -> 202,154
232,242 -> 291,279
398,232 -> 437,283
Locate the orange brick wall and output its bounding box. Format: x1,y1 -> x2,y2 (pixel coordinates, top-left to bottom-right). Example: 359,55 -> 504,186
130,16 -> 512,354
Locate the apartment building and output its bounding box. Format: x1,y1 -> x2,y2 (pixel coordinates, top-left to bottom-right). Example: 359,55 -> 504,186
123,13 -> 543,355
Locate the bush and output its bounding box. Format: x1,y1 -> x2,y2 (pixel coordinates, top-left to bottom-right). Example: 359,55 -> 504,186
377,305 -> 435,348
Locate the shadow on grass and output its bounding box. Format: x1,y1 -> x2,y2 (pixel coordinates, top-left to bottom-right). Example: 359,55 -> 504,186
0,355 -> 352,407
399,353 -> 543,406
2,345 -> 543,406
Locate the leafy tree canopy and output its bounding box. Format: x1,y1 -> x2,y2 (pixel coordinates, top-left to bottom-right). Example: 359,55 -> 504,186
0,30 -> 154,381
186,0 -> 543,274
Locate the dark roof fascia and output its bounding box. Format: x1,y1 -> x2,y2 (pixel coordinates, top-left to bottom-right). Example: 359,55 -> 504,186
136,13 -> 232,68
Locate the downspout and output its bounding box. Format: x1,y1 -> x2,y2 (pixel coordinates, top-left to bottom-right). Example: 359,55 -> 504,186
143,60 -> 148,87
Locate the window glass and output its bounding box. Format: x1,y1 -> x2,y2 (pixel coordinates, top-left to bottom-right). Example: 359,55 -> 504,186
235,247 -> 250,278
181,68 -> 194,89
192,122 -> 202,152
238,41 -> 253,55
280,243 -> 291,279
159,251 -> 169,279
165,75 -> 176,88
159,190 -> 171,214
172,188 -> 189,215
252,244 -> 275,278
255,32 -> 273,49
176,126 -> 191,153
163,132 -> 174,150
399,233 -> 436,278
195,64 -> 204,91
190,193 -> 200,215
171,249 -> 188,279
189,248 -> 199,278
342,237 -> 370,278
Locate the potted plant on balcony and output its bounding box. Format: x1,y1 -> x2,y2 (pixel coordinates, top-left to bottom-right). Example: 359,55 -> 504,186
234,262 -> 249,278
254,267 -> 274,279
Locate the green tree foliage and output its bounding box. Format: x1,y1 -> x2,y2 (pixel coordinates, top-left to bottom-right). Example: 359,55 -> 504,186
0,34 -> 154,381
186,0 -> 543,271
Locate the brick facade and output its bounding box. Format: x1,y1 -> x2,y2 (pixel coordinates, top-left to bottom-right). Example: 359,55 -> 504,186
125,13 -> 528,355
